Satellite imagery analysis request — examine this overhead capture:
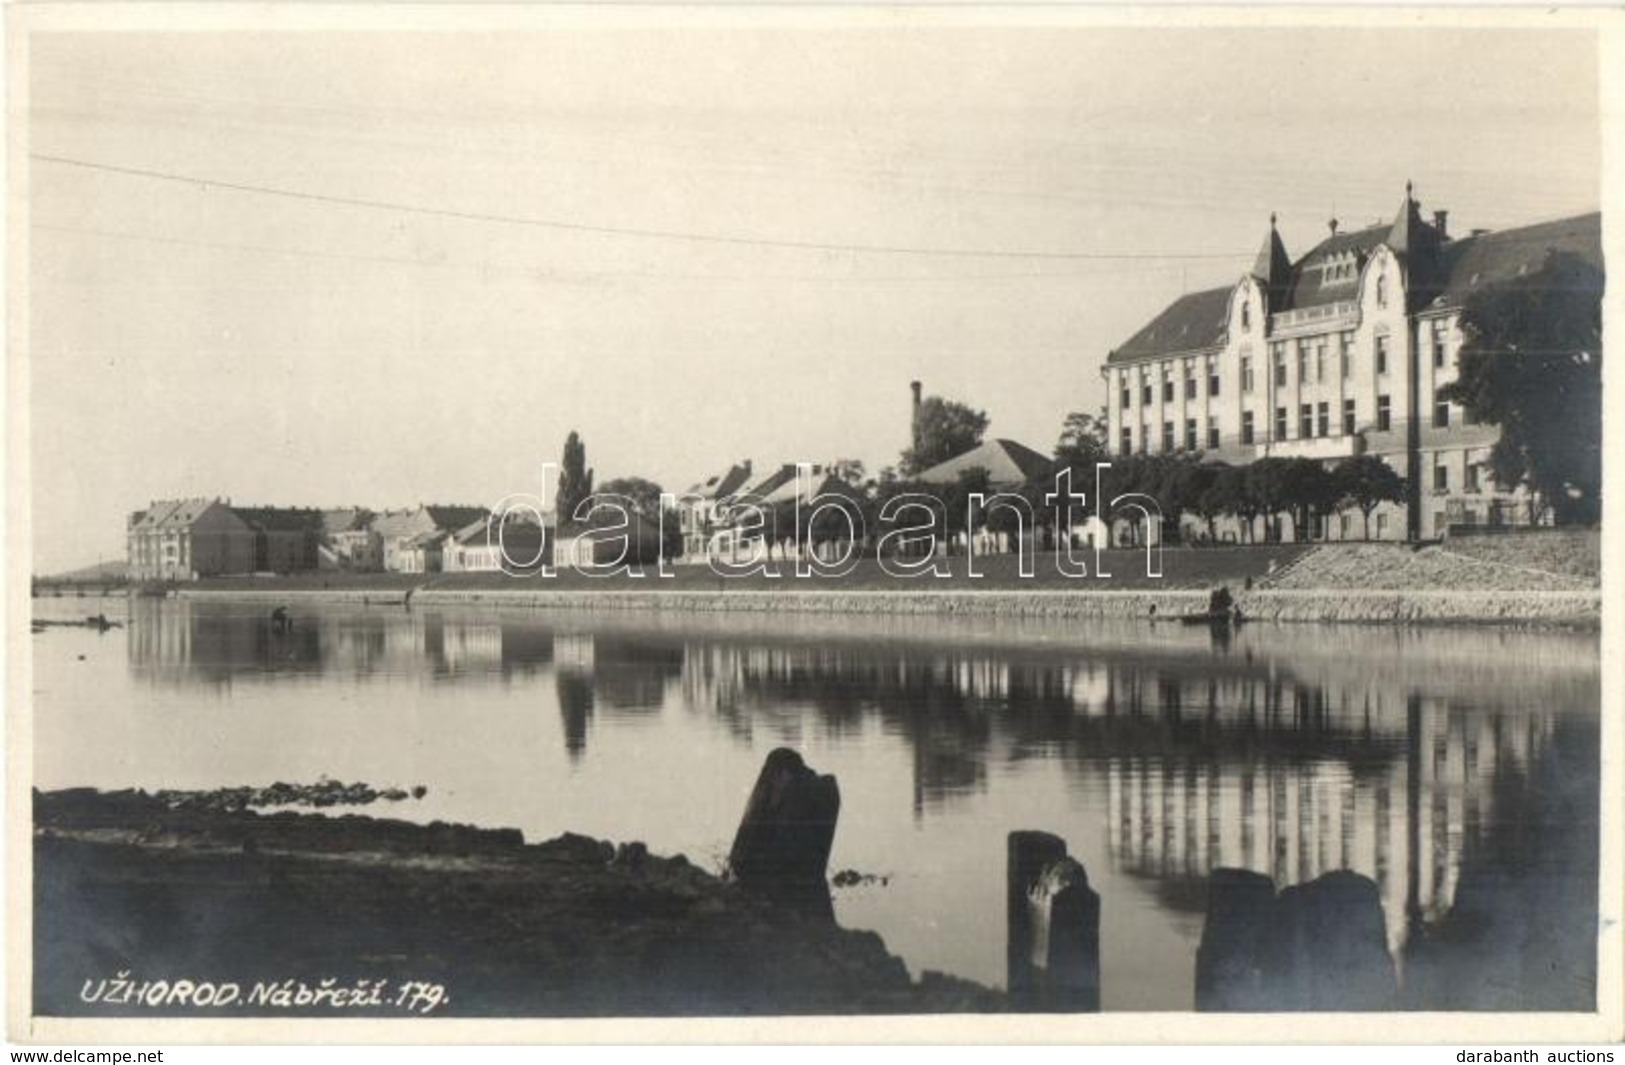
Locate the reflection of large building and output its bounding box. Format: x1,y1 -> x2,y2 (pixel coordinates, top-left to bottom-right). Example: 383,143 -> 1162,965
1102,693 -> 1550,955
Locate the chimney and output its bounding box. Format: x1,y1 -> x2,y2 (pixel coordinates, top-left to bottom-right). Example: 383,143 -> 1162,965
910,380 -> 922,411
1433,210 -> 1449,239
1328,217 -> 1339,236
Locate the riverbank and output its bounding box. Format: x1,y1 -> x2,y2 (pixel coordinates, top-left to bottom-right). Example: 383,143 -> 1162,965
33,788 -> 1002,1018
142,538 -> 1602,628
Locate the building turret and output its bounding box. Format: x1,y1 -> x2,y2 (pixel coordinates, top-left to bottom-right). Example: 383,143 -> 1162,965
1251,213 -> 1293,310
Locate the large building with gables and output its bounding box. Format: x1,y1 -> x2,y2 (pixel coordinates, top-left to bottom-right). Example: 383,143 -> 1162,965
1102,186 -> 1601,541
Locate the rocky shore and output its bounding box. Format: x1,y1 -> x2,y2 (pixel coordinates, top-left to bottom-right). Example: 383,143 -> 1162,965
33,788 -> 1002,1018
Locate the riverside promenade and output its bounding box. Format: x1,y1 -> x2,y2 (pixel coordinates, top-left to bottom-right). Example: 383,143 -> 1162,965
168,538 -> 1602,629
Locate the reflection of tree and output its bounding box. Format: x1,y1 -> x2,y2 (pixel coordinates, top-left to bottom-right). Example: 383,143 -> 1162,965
590,638 -> 681,715
555,671 -> 594,762
1399,717 -> 1598,1010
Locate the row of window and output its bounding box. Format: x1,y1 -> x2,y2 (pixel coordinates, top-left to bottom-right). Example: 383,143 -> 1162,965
1118,321 -> 1453,409
1119,394 -> 1464,455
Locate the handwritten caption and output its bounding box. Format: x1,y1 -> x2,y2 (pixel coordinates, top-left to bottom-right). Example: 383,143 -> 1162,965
79,972 -> 449,1014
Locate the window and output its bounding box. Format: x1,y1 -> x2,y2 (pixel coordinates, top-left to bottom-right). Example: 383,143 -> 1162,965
1143,383 -> 1153,406
1241,302 -> 1251,330
1376,273 -> 1388,308
1296,344 -> 1308,382
1121,386 -> 1132,410
1376,513 -> 1389,538
1299,404 -> 1313,439
1209,372 -> 1221,397
1314,338 -> 1327,382
1208,424 -> 1220,450
1317,401 -> 1330,438
1163,379 -> 1175,403
1432,320 -> 1449,368
1242,356 -> 1254,393
1275,406 -> 1289,440
1340,331 -> 1355,379
1434,463 -> 1449,493
1339,514 -> 1351,539
1185,375 -> 1197,401
1162,422 -> 1175,452
1185,419 -> 1197,451
1466,464 -> 1480,493
1272,343 -> 1287,386
1343,398 -> 1357,436
1120,427 -> 1132,456
1242,411 -> 1255,445
1377,394 -> 1392,432
1376,334 -> 1389,376
1141,424 -> 1150,453
1434,400 -> 1449,428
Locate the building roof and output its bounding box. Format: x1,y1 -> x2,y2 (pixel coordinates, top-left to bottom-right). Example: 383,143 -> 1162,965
129,498 -> 241,534
737,464 -> 799,501
1108,287 -> 1232,365
370,509 -> 427,539
1109,202 -> 1601,365
1429,212 -> 1602,311
1279,222 -> 1391,312
912,438 -> 1053,487
424,505 -> 490,532
450,512 -> 542,546
373,505 -> 490,540
683,462 -> 754,501
754,471 -> 864,508
232,506 -> 325,533
320,508 -> 371,534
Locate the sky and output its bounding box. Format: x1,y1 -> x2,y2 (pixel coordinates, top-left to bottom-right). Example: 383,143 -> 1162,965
23,20 -> 1602,573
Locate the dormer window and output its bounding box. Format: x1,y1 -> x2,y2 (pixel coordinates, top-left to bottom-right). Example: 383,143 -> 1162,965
1376,272 -> 1389,308
1241,302 -> 1251,330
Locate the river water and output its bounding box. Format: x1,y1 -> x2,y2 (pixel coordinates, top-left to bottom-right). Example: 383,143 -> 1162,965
31,595 -> 1601,1011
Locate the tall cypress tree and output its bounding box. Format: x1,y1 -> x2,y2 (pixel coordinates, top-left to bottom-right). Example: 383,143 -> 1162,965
557,431 -> 594,524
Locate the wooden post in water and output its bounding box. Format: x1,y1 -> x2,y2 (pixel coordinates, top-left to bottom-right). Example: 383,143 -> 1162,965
1197,867 -> 1397,1011
1007,830 -> 1100,1011
1195,867 -> 1278,1010
728,748 -> 840,914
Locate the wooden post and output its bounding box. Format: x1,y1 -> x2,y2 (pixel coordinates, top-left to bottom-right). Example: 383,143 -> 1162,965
1195,867 -> 1278,1010
1275,870 -> 1397,1010
1007,831 -> 1100,1011
728,748 -> 840,914
1197,867 -> 1396,1011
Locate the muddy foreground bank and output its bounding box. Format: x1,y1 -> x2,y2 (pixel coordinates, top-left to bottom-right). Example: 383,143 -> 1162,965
34,789 -> 1001,1018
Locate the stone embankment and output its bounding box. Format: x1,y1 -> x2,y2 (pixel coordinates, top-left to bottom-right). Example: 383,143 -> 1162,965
170,536 -> 1601,627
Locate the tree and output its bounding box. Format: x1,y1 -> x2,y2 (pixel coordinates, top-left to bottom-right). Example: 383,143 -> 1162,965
597,476 -> 665,517
1277,459 -> 1339,542
1438,250 -> 1603,524
1054,409 -> 1109,469
1214,465 -> 1260,543
901,395 -> 989,475
1187,462 -> 1231,543
1333,455 -> 1407,540
1245,459 -> 1291,542
556,431 -> 594,523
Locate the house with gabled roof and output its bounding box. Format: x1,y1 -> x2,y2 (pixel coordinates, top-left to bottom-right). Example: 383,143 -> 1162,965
1102,185 -> 1602,541
127,499 -> 256,580
373,504 -> 490,573
319,507 -> 381,571
675,460 -> 754,561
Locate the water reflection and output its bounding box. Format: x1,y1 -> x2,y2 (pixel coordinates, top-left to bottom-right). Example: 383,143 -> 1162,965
93,598 -> 1599,1009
